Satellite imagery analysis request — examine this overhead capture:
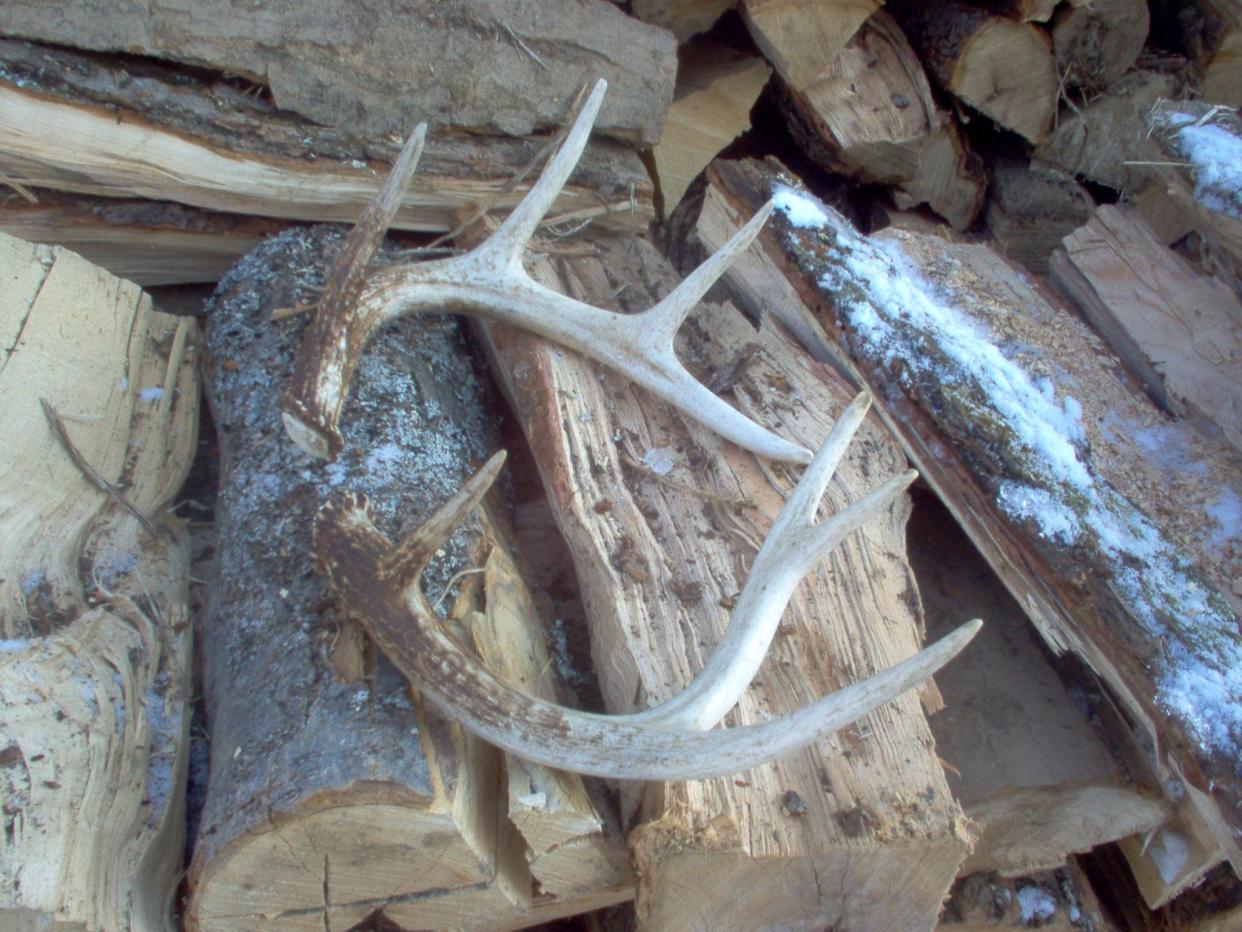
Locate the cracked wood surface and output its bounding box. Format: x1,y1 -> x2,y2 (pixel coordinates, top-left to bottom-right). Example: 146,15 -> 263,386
0,232 -> 198,929
474,226 -> 971,931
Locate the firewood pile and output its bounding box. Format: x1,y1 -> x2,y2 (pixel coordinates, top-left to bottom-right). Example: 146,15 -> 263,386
0,1 -> 1240,929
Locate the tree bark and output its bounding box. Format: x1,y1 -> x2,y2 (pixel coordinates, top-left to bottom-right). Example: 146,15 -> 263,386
0,0 -> 676,145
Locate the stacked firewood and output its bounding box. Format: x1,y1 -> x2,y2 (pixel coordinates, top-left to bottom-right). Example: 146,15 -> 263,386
0,1 -> 1240,930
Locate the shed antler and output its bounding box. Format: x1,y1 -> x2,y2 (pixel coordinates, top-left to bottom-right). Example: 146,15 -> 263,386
314,440 -> 982,780
280,79 -> 813,465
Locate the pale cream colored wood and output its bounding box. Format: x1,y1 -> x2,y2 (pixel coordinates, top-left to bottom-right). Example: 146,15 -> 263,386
478,230 -> 971,931
0,84 -> 653,237
467,539 -> 634,904
782,10 -> 984,231
743,0 -> 881,90
653,43 -> 770,215
0,232 -> 198,930
911,4 -> 1058,144
1053,205 -> 1242,455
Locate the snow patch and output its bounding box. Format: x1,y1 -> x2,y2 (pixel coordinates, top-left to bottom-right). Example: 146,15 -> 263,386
137,386 -> 165,403
641,446 -> 677,476
1016,886 -> 1058,924
1175,121 -> 1242,219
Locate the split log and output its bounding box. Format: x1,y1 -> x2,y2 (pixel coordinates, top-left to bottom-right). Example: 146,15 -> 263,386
0,233 -> 198,929
1051,205 -> 1242,454
651,41 -> 770,216
0,191 -> 286,286
189,225 -> 629,930
909,495 -> 1167,877
680,173 -> 1168,877
901,2 -> 1058,144
1146,99 -> 1242,288
1035,70 -> 1180,192
0,0 -> 675,145
778,10 -> 985,231
472,226 -> 973,930
742,0 -> 882,90
984,157 -> 1094,273
632,0 -> 737,41
1050,0 -> 1150,91
699,157 -> 1242,877
0,40 -> 654,236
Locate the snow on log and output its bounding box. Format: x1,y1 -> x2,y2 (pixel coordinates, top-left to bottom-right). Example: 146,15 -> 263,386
697,156 -> 1242,873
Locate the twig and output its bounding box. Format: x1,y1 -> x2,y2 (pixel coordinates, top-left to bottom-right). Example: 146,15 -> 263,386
0,172 -> 38,204
619,448 -> 754,512
431,566 -> 486,613
40,398 -> 161,538
501,22 -> 547,68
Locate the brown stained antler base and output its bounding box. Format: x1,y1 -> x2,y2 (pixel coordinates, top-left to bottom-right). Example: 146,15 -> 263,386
314,449 -> 981,780
280,79 -> 813,465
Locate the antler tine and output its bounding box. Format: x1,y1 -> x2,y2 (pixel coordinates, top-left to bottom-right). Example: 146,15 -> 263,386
481,79 -> 608,267
379,450 -> 508,588
775,391 -> 872,532
315,477 -> 982,780
280,82 -> 814,465
639,200 -> 775,341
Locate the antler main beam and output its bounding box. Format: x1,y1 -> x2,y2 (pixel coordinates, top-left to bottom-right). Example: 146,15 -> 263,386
280,79 -> 813,465
313,447 -> 981,780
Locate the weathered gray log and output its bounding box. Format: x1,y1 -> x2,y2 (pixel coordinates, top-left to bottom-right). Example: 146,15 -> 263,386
189,226 -> 628,930
0,0 -> 676,145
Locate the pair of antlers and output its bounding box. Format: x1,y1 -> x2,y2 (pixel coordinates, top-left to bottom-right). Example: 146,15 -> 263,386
289,79 -> 980,780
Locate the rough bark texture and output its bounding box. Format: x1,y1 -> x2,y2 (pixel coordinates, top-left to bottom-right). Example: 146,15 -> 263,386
189,226 -> 626,930
779,9 -> 984,231
902,1 -> 1057,143
1050,0 -> 1150,91
983,157 -> 1094,274
472,224 -> 972,931
700,156 -> 1242,878
0,233 -> 198,930
0,0 -> 676,145
0,40 -> 654,236
1051,205 -> 1242,455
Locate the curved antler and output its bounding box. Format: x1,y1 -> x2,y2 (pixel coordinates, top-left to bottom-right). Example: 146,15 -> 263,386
313,446 -> 982,780
280,79 -> 813,465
